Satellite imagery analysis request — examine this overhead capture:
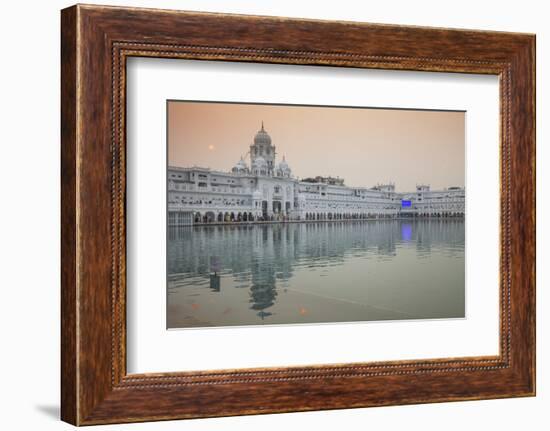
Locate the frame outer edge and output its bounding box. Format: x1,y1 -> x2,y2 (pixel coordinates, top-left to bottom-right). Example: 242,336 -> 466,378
61,4 -> 536,424
531,34 -> 536,396
61,5 -> 79,426
505,34 -> 536,396
526,34 -> 536,395
522,34 -> 536,395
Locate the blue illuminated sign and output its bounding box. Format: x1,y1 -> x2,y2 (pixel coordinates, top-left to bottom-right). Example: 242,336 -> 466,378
401,200 -> 412,208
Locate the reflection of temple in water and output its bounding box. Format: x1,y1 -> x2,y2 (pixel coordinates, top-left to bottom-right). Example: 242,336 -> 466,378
168,220 -> 465,318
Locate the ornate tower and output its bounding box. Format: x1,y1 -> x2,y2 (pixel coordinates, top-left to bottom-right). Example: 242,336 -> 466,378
250,121 -> 276,176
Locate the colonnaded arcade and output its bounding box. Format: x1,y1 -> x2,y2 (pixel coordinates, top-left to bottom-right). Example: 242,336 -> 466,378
168,123 -> 465,226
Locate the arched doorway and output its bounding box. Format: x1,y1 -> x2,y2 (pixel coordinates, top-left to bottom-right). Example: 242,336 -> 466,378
205,211 -> 215,223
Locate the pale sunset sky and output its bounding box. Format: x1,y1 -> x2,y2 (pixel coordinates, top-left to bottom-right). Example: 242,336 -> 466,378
168,101 -> 465,192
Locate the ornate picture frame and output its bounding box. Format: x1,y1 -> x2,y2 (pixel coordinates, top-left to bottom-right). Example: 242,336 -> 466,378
61,4 -> 535,425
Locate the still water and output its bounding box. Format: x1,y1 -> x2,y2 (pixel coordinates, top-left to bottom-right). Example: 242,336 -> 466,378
167,220 -> 465,329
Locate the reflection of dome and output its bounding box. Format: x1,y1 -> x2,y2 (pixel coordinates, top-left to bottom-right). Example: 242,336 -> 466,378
252,156 -> 267,168
254,122 -> 272,145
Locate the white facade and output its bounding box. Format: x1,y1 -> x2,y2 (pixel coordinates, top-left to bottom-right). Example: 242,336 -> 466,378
168,123 -> 465,225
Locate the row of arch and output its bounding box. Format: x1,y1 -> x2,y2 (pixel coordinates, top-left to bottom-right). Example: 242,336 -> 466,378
304,212 -> 397,220
409,212 -> 465,218
192,210 -> 465,224
194,211 -> 262,223
303,211 -> 464,220
194,212 -> 296,223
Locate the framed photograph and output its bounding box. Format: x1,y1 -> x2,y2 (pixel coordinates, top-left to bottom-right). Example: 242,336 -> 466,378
164,101 -> 467,330
61,4 -> 536,425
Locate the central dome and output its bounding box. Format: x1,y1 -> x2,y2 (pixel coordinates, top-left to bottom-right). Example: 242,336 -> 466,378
254,121 -> 272,145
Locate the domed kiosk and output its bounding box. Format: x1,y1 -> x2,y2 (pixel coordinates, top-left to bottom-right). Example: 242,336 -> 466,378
231,156 -> 248,174
276,156 -> 292,178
